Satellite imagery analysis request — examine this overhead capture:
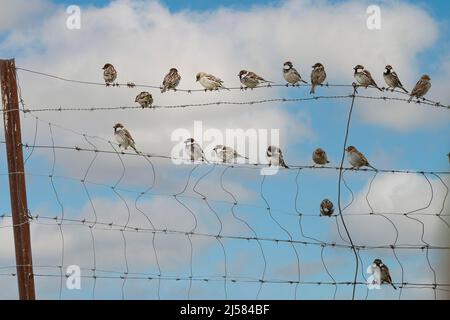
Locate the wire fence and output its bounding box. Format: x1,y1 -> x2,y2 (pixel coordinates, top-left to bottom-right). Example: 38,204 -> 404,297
0,67 -> 449,300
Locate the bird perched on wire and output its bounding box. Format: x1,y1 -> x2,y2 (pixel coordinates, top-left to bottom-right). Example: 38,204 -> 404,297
310,62 -> 327,94
320,199 -> 334,217
345,146 -> 376,170
184,138 -> 208,163
213,145 -> 248,163
161,68 -> 181,93
353,65 -> 383,91
113,123 -> 137,152
383,65 -> 408,93
312,148 -> 330,166
135,92 -> 153,108
102,63 -> 117,86
266,145 -> 289,168
238,70 -> 273,89
372,259 -> 397,289
283,61 -> 307,86
408,74 -> 431,102
196,72 -> 229,91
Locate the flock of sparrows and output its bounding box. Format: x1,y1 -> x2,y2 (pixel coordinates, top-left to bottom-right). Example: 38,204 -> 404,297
102,62 -> 432,108
107,60 -> 428,291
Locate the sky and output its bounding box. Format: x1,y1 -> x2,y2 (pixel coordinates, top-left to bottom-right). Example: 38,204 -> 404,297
0,0 -> 449,300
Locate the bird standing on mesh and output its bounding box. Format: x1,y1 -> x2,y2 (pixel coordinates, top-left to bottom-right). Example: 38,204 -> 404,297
312,148 -> 330,165
196,72 -> 229,91
372,259 -> 397,289
310,62 -> 326,94
238,70 -> 273,89
114,123 -> 137,152
408,75 -> 431,102
283,61 -> 307,86
320,199 -> 334,217
135,92 -> 153,108
213,145 -> 248,163
102,63 -> 117,86
346,146 -> 376,170
184,138 -> 208,163
353,65 -> 383,91
266,145 -> 289,168
161,68 -> 181,93
383,65 -> 408,93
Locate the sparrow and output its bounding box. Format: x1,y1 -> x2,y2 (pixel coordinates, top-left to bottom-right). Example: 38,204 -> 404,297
383,65 -> 408,93
266,145 -> 289,168
184,138 -> 208,162
320,199 -> 334,217
213,145 -> 248,163
312,148 -> 330,165
408,75 -> 431,102
135,92 -> 153,108
310,63 -> 327,94
353,65 -> 383,91
102,63 -> 117,86
345,146 -> 376,170
372,259 -> 397,290
238,70 -> 273,89
283,61 -> 307,86
196,72 -> 229,91
161,68 -> 181,93
113,123 -> 137,152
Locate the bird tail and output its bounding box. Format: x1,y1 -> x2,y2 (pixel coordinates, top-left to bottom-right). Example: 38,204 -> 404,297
131,144 -> 140,154
160,86 -> 166,93
281,159 -> 289,169
202,157 -> 210,164
375,85 -> 383,92
263,80 -> 274,83
310,84 -> 316,94
400,86 -> 408,94
301,79 -> 308,84
390,282 -> 397,290
368,164 -> 377,171
221,85 -> 231,91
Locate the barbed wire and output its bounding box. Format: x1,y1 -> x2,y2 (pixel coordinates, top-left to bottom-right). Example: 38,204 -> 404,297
1,70 -> 449,301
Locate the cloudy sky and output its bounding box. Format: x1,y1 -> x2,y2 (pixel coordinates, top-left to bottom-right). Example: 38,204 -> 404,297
0,0 -> 449,300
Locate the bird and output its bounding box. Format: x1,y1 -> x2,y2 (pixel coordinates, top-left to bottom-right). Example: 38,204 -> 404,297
372,259 -> 397,290
238,70 -> 273,89
196,72 -> 229,91
113,123 -> 137,152
345,146 -> 376,170
310,62 -> 327,94
283,61 -> 307,86
184,138 -> 208,162
320,199 -> 334,217
353,65 -> 383,91
161,68 -> 181,93
135,92 -> 153,108
383,65 -> 408,93
408,75 -> 431,102
266,145 -> 289,168
312,148 -> 330,165
213,145 -> 248,163
102,63 -> 117,86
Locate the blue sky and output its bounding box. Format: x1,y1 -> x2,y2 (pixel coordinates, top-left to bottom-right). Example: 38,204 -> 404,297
0,0 -> 449,300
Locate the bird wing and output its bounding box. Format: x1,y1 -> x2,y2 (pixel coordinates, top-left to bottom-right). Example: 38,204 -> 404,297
247,71 -> 266,82
411,78 -> 428,96
355,150 -> 369,165
205,74 -> 223,84
362,69 -> 378,86
122,128 -> 135,144
391,71 -> 403,87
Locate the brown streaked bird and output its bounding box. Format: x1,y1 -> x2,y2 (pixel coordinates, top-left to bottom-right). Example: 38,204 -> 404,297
383,65 -> 408,93
161,68 -> 181,93
312,148 -> 330,165
345,146 -> 376,170
372,259 -> 397,290
408,74 -> 431,102
353,65 -> 383,91
113,123 -> 137,152
283,61 -> 307,86
196,72 -> 229,91
184,138 -> 208,163
320,199 -> 334,217
266,145 -> 288,168
310,62 -> 326,94
238,70 -> 273,89
213,145 -> 248,163
102,63 -> 117,86
135,92 -> 153,108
